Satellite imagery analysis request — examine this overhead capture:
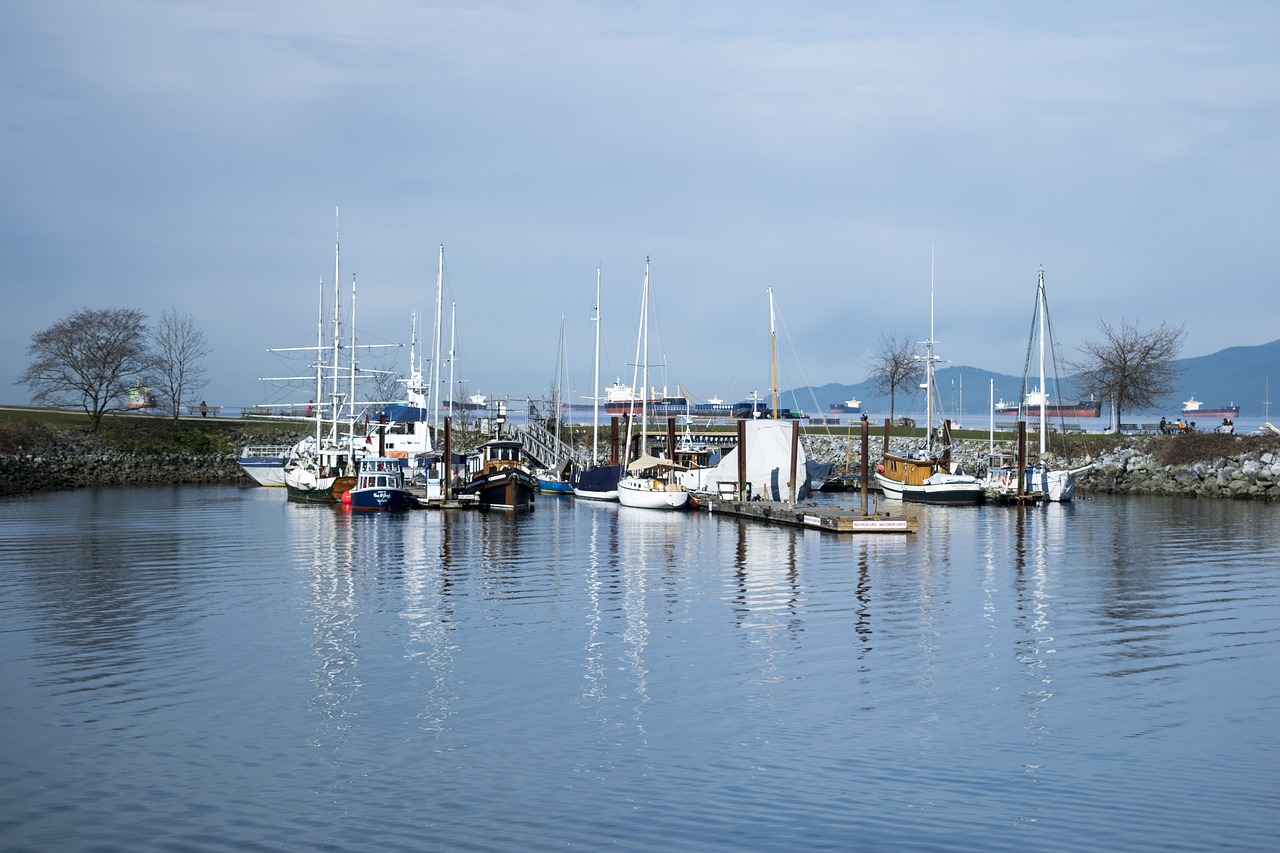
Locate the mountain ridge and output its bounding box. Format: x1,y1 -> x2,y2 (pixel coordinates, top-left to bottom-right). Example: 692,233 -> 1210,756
786,339 -> 1280,419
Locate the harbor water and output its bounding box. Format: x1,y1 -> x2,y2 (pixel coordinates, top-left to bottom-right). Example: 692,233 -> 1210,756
1,486 -> 1277,851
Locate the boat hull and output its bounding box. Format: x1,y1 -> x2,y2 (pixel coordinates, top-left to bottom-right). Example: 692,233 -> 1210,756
874,472 -> 986,505
286,476 -> 357,505
617,477 -> 690,510
463,469 -> 538,511
236,445 -> 292,487
571,464 -> 621,501
347,486 -> 417,511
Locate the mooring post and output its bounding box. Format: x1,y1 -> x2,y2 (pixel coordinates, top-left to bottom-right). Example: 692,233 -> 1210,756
789,420 -> 800,503
737,419 -> 748,501
444,416 -> 453,501
860,417 -> 870,512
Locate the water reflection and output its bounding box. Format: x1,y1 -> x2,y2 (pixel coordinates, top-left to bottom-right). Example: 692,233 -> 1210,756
15,488 -> 223,730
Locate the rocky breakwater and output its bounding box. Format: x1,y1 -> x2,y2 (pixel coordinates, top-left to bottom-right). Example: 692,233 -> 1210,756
1078,443 -> 1280,500
0,420 -> 297,497
805,430 -> 1280,501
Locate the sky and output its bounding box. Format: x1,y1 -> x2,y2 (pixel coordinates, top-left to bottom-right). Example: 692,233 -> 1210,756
3,1 -> 1278,412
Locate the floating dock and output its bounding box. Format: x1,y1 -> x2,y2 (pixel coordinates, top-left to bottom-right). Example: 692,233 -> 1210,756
700,499 -> 917,534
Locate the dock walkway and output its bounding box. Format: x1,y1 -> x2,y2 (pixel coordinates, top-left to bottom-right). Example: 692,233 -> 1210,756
701,499 -> 917,534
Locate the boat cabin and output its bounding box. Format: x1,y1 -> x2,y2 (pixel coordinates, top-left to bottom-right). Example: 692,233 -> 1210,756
467,440 -> 527,479
356,457 -> 406,490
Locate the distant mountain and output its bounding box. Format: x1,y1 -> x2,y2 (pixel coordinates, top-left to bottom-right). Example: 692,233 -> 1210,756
787,339 -> 1280,419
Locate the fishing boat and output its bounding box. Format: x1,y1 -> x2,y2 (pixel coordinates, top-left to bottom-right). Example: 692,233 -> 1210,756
1181,397 -> 1240,419
616,258 -> 690,511
459,439 -> 538,511
874,259 -> 985,506
344,456 -> 417,511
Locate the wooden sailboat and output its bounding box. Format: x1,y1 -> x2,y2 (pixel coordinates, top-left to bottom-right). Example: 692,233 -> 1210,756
874,258 -> 985,505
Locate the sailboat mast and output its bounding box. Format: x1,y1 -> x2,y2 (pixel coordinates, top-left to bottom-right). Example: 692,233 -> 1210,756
769,286 -> 778,419
313,276 -> 324,445
640,258 -> 651,451
431,245 -> 444,439
592,267 -> 601,465
329,215 -> 342,446
1038,268 -> 1047,454
349,273 -> 358,448
926,249 -> 936,456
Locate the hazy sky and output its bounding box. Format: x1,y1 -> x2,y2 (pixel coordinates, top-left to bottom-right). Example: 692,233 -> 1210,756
3,1 -> 1277,411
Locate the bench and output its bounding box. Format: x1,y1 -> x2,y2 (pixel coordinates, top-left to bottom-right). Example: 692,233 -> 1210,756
1058,422 -> 1085,434
186,404 -> 221,417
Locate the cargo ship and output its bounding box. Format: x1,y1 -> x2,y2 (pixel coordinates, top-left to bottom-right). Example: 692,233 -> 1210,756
602,380 -> 733,418
994,391 -> 1102,418
828,397 -> 862,414
1180,397 -> 1240,419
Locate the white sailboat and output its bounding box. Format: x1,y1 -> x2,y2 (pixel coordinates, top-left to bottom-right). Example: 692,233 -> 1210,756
617,258 -> 690,510
1021,268 -> 1091,502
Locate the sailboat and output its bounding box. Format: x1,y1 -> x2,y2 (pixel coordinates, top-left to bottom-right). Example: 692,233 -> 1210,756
874,259 -> 985,505
616,258 -> 691,510
572,268 -> 623,500
537,311 -> 575,494
1018,269 -> 1092,502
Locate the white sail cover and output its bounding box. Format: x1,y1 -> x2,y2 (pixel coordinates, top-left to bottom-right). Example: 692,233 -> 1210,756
678,420 -> 811,502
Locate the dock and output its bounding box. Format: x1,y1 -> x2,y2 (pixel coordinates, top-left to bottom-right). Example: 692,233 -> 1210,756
700,499 -> 917,534
406,485 -> 479,509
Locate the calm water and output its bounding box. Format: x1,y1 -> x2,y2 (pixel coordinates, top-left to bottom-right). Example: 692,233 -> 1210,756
1,486 -> 1277,852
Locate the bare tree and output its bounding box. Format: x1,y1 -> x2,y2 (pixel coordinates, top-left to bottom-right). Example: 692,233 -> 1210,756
153,307 -> 211,421
867,331 -> 923,422
1069,318 -> 1185,429
18,307 -> 155,431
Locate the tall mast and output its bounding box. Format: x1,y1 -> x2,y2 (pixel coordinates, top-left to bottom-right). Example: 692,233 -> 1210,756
769,286 -> 778,419
1038,268 -> 1047,455
329,211 -> 341,445
349,273 -> 358,448
314,276 -> 324,444
640,258 -> 651,452
431,244 -> 444,439
925,247 -> 937,456
623,259 -> 646,469
592,267 -> 601,465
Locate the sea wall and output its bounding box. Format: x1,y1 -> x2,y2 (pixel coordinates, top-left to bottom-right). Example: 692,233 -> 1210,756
0,428 -> 281,497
